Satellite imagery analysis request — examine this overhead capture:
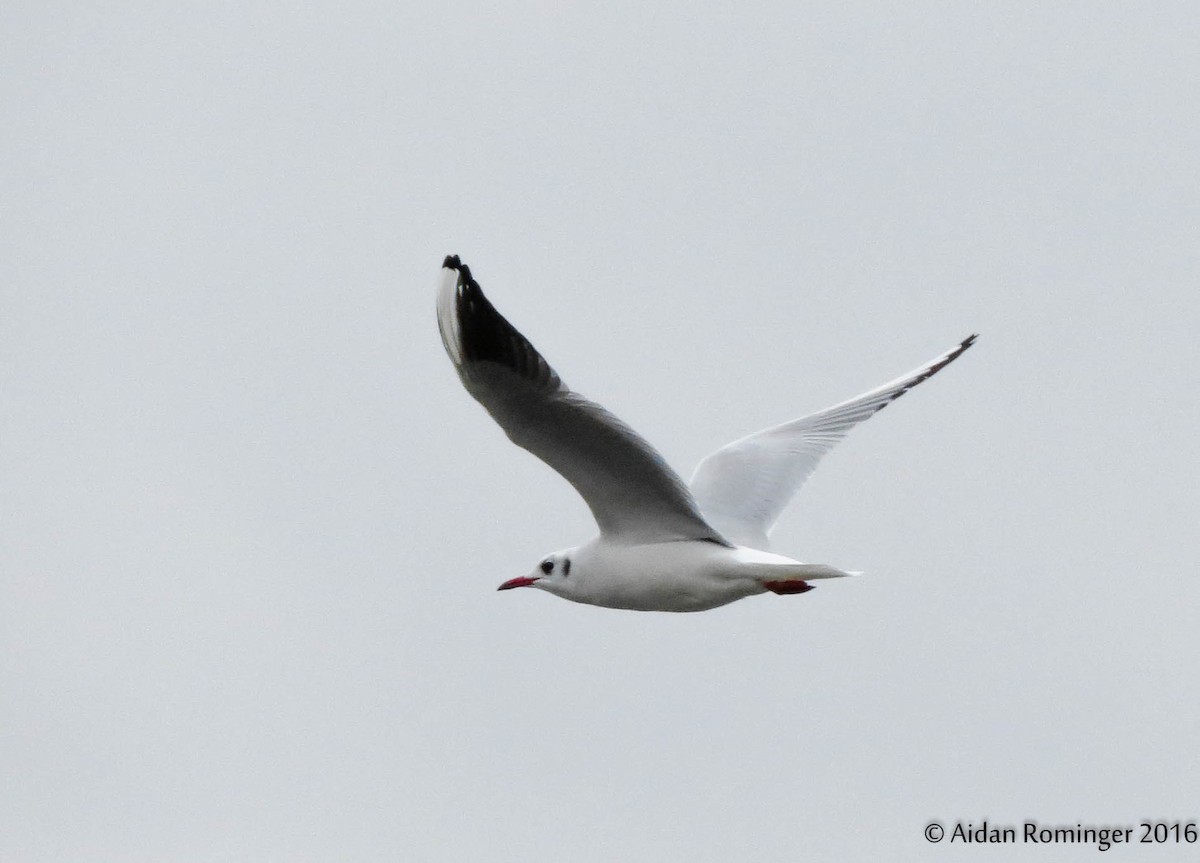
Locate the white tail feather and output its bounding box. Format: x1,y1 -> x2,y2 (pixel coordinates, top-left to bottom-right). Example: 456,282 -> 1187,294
788,563 -> 861,580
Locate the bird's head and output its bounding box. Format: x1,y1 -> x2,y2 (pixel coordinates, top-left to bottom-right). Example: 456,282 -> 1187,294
498,549 -> 577,596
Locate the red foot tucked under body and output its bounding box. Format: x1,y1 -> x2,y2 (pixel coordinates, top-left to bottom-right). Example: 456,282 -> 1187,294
763,580 -> 815,595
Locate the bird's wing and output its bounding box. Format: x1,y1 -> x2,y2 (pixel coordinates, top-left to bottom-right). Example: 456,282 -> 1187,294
688,335 -> 977,549
438,256 -> 730,547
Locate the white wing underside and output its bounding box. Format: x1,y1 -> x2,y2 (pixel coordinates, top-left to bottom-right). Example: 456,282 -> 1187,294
689,336 -> 977,549
438,258 -> 730,547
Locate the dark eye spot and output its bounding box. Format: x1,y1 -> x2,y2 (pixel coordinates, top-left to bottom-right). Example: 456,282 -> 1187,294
540,559 -> 553,575
563,558 -> 571,576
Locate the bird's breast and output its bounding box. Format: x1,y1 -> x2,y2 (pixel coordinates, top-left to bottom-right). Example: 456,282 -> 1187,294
567,541 -> 763,612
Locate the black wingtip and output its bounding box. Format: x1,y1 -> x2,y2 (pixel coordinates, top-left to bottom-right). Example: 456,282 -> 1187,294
873,332 -> 980,413
923,333 -> 979,379
442,254 -> 479,289
445,257 -> 561,392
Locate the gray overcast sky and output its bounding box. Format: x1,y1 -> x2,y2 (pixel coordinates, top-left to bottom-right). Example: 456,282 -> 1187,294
2,2 -> 1198,861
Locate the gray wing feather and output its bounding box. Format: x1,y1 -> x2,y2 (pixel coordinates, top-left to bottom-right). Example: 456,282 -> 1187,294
438,256 -> 730,546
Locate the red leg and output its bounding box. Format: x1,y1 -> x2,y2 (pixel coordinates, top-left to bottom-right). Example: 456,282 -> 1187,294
763,580 -> 815,595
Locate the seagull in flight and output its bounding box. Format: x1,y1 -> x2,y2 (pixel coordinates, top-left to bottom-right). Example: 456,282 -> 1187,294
438,255 -> 975,612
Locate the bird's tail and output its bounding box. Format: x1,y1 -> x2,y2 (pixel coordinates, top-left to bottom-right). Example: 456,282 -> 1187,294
757,562 -> 860,595
787,563 -> 862,580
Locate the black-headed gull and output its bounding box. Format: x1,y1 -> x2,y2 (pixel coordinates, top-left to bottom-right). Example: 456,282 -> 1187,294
438,255 -> 975,612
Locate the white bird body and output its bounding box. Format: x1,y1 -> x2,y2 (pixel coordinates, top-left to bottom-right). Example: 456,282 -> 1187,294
436,255 -> 974,613
531,539 -> 849,613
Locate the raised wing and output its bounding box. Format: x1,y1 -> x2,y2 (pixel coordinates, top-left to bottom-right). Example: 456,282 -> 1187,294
438,255 -> 730,546
689,335 -> 977,549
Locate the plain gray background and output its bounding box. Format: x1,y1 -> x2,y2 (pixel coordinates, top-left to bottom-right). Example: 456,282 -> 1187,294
3,2 -> 1198,861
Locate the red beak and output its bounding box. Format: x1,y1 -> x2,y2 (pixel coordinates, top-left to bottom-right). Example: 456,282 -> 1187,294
497,576 -> 540,591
